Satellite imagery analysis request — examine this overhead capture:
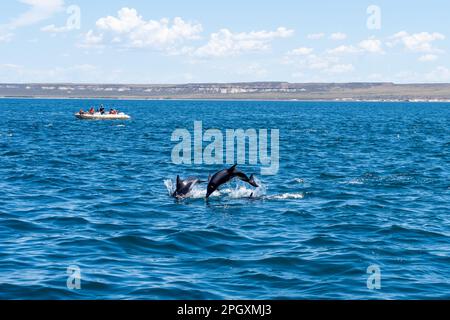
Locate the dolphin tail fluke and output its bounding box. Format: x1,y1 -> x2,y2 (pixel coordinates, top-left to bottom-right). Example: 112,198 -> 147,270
234,171 -> 259,188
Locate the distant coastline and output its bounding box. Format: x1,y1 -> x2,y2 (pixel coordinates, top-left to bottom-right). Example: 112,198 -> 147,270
2,96 -> 450,103
1,82 -> 450,102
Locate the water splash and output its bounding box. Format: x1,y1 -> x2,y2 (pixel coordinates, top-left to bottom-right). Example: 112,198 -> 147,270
164,179 -> 175,196
164,178 -> 210,199
224,177 -> 266,199
164,176 -> 304,201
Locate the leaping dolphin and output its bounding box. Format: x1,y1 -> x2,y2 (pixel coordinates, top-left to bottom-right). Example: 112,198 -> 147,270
206,164 -> 258,198
172,176 -> 204,199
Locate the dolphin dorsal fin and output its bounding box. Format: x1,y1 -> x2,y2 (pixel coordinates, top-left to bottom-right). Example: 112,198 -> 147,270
176,175 -> 183,189
228,164 -> 238,173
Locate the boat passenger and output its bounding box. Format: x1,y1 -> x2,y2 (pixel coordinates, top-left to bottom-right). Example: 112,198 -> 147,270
79,109 -> 85,115
99,105 -> 105,115
89,107 -> 95,114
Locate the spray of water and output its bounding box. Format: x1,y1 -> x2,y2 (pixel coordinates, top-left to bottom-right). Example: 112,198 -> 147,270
164,176 -> 304,201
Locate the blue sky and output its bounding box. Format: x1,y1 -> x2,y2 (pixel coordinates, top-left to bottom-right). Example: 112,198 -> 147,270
0,0 -> 449,83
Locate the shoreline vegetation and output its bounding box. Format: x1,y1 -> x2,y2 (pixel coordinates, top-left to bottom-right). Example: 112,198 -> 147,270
1,82 -> 450,102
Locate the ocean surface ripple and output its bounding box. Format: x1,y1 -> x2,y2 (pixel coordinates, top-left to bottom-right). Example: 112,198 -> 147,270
0,99 -> 449,299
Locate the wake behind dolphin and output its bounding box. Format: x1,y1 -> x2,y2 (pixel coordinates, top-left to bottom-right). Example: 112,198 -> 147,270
166,165 -> 259,199
164,174 -> 305,201
206,164 -> 258,198
171,176 -> 205,199
166,165 -> 305,201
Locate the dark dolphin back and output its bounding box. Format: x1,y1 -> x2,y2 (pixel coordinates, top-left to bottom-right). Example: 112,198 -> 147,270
206,167 -> 233,198
206,164 -> 257,198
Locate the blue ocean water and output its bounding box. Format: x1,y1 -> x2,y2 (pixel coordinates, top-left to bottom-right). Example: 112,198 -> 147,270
0,98 -> 449,299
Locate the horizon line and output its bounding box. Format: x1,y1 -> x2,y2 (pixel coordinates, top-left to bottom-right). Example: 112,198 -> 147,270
2,81 -> 450,86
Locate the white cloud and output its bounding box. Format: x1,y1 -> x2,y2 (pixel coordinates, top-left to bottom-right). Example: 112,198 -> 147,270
307,33 -> 325,40
418,54 -> 438,62
327,45 -> 359,55
286,52 -> 353,75
388,31 -> 445,53
330,32 -> 347,41
96,7 -> 144,33
194,27 -> 294,57
358,38 -> 384,53
79,30 -> 104,48
327,38 -> 384,55
83,7 -> 293,57
93,8 -> 203,49
288,47 -> 314,55
0,0 -> 65,41
9,0 -> 65,29
0,32 -> 13,43
41,24 -> 71,33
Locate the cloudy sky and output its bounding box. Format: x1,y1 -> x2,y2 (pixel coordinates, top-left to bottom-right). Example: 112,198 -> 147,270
0,0 -> 449,83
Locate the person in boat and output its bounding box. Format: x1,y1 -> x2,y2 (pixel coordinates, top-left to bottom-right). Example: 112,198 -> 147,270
89,107 -> 95,114
79,109 -> 85,115
99,105 -> 105,115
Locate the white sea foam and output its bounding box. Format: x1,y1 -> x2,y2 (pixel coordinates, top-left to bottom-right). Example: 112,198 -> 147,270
164,178 -> 262,199
267,193 -> 305,200
164,179 -> 175,196
163,178 -> 210,199
164,176 -> 304,201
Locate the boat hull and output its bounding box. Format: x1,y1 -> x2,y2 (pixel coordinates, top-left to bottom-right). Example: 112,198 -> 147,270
75,113 -> 130,120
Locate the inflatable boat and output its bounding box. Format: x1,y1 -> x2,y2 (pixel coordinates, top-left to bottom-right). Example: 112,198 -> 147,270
75,112 -> 131,120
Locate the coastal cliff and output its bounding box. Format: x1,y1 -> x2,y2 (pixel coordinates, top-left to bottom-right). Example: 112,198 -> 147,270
1,82 -> 450,101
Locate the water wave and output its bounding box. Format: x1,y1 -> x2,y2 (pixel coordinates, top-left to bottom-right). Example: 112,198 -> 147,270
1,99 -> 449,299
